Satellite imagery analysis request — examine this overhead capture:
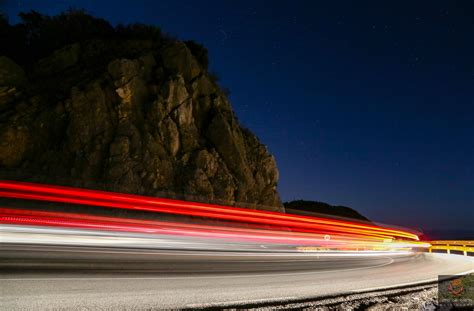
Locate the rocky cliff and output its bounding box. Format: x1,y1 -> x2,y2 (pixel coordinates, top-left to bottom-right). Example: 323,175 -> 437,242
0,11 -> 283,212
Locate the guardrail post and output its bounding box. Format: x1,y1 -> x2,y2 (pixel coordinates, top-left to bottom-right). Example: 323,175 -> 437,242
446,244 -> 450,254
463,245 -> 467,256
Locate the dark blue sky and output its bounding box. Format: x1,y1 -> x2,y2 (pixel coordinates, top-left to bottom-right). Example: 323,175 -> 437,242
2,1 -> 473,231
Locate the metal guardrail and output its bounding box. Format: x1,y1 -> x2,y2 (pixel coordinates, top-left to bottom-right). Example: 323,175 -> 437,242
428,240 -> 474,256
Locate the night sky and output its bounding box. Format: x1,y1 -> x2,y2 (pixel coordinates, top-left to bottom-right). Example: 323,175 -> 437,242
2,1 -> 473,233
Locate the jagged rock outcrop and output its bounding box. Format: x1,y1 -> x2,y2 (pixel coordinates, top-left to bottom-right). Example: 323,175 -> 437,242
0,36 -> 283,211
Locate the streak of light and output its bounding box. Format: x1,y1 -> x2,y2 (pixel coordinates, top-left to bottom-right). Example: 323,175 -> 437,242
0,181 -> 420,241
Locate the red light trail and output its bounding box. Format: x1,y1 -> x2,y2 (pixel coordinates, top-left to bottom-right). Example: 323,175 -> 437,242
0,180 -> 420,242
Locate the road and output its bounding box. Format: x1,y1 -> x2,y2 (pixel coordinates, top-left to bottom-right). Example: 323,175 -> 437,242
0,181 -> 469,309
1,251 -> 473,310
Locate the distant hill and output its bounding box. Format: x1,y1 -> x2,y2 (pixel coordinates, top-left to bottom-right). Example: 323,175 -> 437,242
284,200 -> 370,221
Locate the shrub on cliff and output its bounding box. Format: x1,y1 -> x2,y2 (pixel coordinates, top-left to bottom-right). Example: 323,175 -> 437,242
0,9 -> 169,67
1,10 -> 111,65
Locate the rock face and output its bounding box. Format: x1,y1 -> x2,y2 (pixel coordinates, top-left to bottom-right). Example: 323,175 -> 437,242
0,39 -> 282,212
0,56 -> 26,109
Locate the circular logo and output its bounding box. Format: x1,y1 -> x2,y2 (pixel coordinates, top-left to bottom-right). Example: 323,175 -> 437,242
447,278 -> 465,297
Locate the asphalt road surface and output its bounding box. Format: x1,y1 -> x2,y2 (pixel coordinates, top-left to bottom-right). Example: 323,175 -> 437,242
1,250 -> 473,310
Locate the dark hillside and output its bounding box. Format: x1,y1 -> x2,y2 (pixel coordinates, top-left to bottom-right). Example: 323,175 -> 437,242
284,200 -> 369,221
